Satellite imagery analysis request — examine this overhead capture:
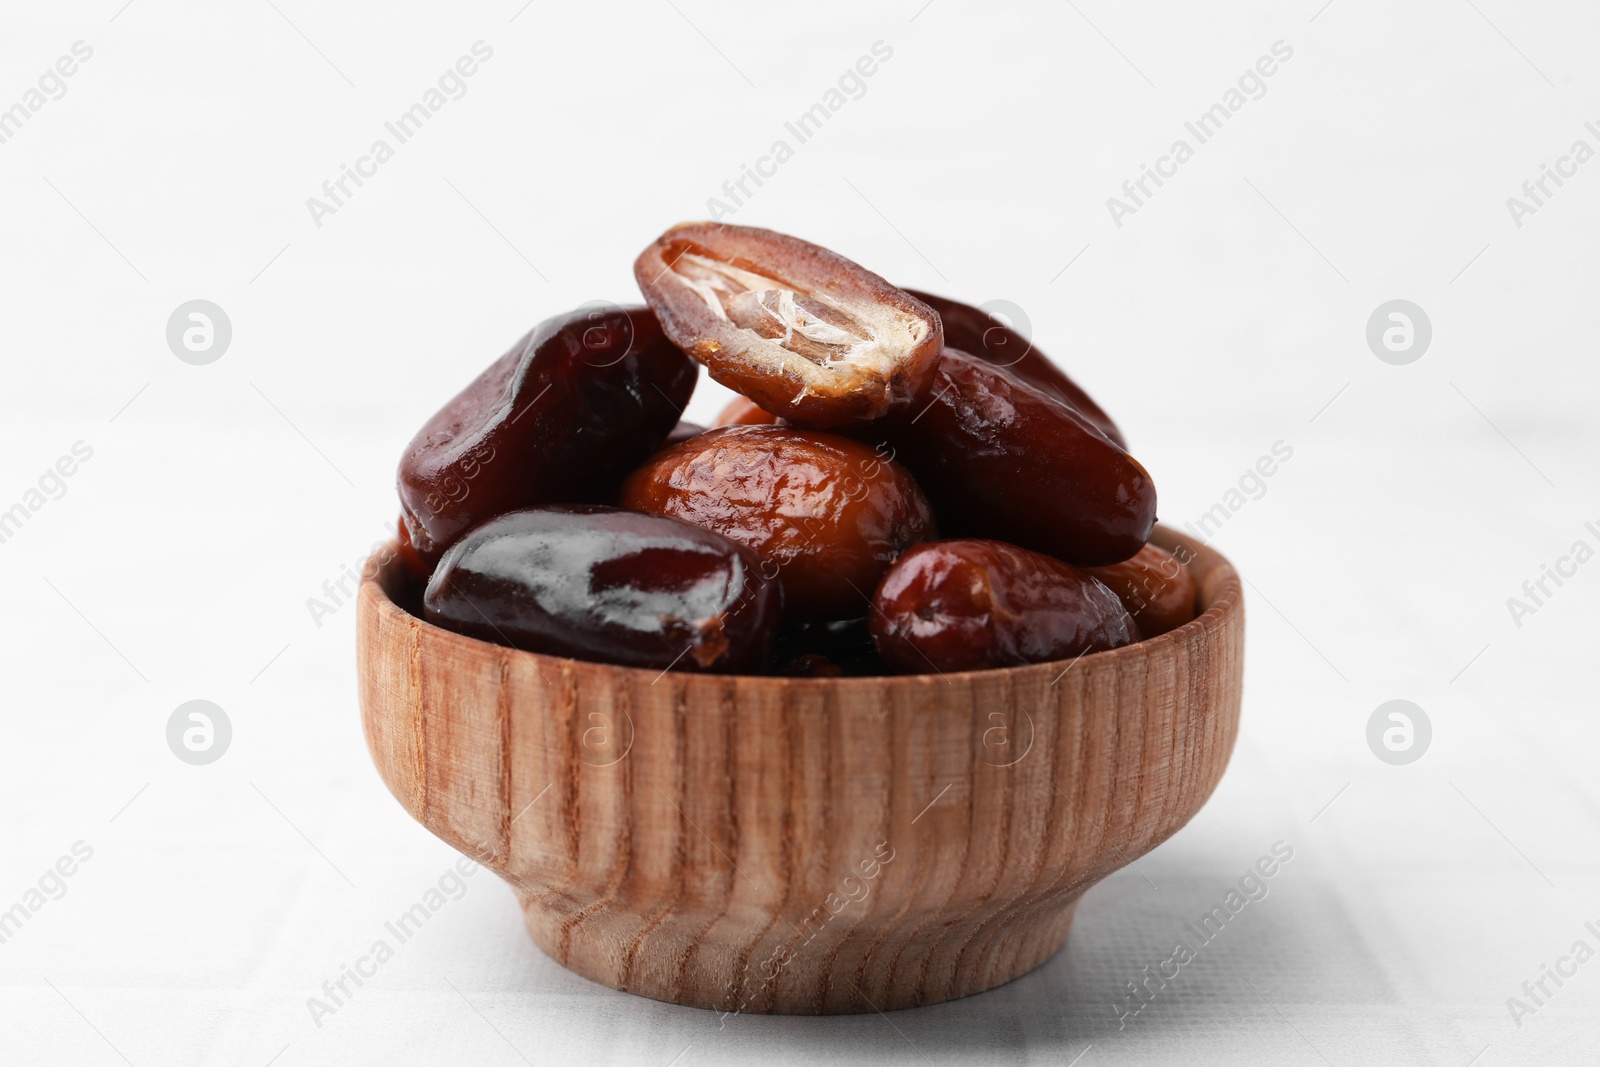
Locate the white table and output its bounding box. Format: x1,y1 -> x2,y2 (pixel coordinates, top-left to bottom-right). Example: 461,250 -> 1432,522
2,1 -> 1596,1063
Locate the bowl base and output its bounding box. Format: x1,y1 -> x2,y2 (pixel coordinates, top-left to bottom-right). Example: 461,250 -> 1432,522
519,890 -> 1080,1014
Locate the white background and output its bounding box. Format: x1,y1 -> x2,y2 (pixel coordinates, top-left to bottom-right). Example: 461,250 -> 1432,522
2,0 -> 1597,1064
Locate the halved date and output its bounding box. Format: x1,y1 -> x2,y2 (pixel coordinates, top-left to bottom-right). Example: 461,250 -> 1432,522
634,223 -> 942,427
904,290 -> 1127,449
398,305 -> 696,568
423,505 -> 779,672
871,539 -> 1138,673
867,348 -> 1155,567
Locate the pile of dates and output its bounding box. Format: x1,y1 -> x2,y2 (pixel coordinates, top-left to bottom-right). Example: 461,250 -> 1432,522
394,223 -> 1198,676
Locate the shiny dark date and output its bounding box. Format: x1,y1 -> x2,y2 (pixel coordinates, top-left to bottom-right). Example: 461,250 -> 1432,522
1086,541 -> 1198,638
398,305 -> 697,568
423,505 -> 779,672
871,539 -> 1138,673
867,348 -> 1155,567
904,290 -> 1126,449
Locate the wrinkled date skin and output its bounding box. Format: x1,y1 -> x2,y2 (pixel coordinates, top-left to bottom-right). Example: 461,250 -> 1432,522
871,539 -> 1138,673
398,305 -> 697,568
423,505 -> 779,673
865,348 -> 1156,567
905,289 -> 1127,449
619,426 -> 937,622
634,223 -> 942,427
1086,542 -> 1198,638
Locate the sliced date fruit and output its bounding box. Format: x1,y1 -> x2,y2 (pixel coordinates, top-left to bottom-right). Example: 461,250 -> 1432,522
423,505 -> 779,673
1086,542 -> 1197,638
904,289 -> 1126,449
397,305 -> 696,568
619,426 -> 936,621
634,223 -> 942,427
871,539 -> 1138,673
862,348 -> 1155,567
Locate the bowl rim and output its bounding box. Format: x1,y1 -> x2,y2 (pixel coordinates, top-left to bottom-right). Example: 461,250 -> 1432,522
361,524 -> 1241,690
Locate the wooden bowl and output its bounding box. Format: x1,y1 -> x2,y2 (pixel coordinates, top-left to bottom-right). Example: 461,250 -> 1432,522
356,526 -> 1244,1014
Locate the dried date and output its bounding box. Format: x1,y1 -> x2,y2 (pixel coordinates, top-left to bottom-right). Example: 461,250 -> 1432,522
904,289 -> 1126,448
619,426 -> 936,621
423,505 -> 779,672
397,305 -> 696,568
871,539 -> 1138,673
635,223 -> 942,427
1086,542 -> 1197,637
867,348 -> 1155,567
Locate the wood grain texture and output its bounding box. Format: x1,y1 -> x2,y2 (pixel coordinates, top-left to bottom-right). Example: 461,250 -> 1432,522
356,526 -> 1244,1014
